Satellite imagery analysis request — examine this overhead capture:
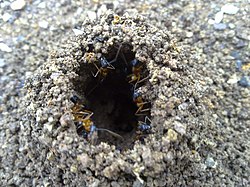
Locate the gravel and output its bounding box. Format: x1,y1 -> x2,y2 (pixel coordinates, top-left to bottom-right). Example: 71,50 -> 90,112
0,0 -> 249,186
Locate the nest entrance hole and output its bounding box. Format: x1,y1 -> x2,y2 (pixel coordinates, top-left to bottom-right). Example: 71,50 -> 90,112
74,44 -> 150,148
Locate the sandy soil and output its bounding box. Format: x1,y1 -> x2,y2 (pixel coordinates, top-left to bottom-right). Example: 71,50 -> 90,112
0,0 -> 249,186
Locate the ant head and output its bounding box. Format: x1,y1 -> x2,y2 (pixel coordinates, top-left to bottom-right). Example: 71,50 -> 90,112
76,121 -> 83,126
133,90 -> 141,100
82,130 -> 88,139
100,57 -> 109,68
130,59 -> 139,67
70,95 -> 79,104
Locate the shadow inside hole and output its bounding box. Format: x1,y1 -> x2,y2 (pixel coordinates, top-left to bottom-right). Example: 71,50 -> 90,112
73,44 -> 151,149
86,69 -> 138,148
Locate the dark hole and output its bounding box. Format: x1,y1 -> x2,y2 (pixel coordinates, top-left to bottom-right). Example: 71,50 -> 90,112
86,70 -> 138,147
73,44 -> 150,149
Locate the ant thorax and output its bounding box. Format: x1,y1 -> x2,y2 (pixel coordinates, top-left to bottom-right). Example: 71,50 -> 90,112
100,57 -> 109,68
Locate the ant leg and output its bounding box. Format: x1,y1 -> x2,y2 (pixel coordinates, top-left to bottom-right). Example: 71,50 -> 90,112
73,111 -> 92,118
135,113 -> 149,116
88,129 -> 98,145
73,109 -> 92,115
92,63 -> 101,77
84,112 -> 94,120
75,112 -> 93,121
133,82 -> 139,91
129,75 -> 140,84
135,108 -> 150,116
86,82 -> 100,96
129,73 -> 141,84
109,44 -> 123,64
137,120 -> 144,125
76,123 -> 83,130
135,102 -> 150,116
107,64 -> 115,70
120,50 -> 128,66
137,75 -> 149,84
140,108 -> 151,113
128,77 -> 136,84
144,116 -> 152,123
135,104 -> 144,115
93,70 -> 100,77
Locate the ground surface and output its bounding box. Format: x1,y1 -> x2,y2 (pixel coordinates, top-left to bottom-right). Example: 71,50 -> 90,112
0,0 -> 249,186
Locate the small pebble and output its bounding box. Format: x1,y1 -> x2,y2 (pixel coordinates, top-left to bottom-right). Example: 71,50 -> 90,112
236,40 -> 246,48
70,165 -> 78,173
133,180 -> 144,187
72,28 -> 84,36
48,116 -> 54,123
208,19 -> 215,25
178,102 -> 188,110
76,7 -> 83,15
238,76 -> 250,87
37,2 -> 46,9
38,20 -> 49,29
87,11 -> 97,21
235,60 -> 242,71
0,59 -> 5,67
242,63 -> 250,71
44,123 -> 53,132
230,51 -> 240,59
167,129 -> 178,141
0,42 -> 12,52
174,121 -> 186,135
186,31 -> 193,38
77,153 -> 90,168
9,123 -> 19,134
227,74 -> 239,84
50,72 -> 61,80
213,23 -> 227,30
2,13 -> 12,22
214,11 -> 223,23
97,5 -> 107,17
205,157 -> 217,169
221,4 -> 239,15
1,75 -> 9,82
228,23 -> 235,29
237,31 -> 250,41
10,0 -> 26,10
13,35 -> 25,44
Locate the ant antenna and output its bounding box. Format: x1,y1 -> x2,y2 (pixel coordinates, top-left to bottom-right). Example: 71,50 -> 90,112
109,43 -> 123,64
119,49 -> 128,66
97,128 -> 124,140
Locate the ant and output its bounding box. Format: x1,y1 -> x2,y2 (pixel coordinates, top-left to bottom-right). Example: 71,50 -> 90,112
70,95 -> 124,143
73,109 -> 94,133
70,95 -> 93,120
85,45 -> 122,79
127,59 -> 148,85
92,56 -> 115,78
137,116 -> 152,134
132,86 -> 150,116
70,95 -> 94,132
135,116 -> 152,141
